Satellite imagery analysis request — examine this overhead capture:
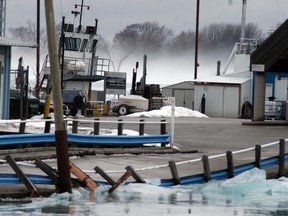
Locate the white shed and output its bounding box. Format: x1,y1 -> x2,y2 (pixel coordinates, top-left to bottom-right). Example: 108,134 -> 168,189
194,76 -> 251,118
162,81 -> 194,109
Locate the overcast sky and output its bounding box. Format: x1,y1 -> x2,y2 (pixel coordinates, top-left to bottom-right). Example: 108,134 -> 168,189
6,0 -> 288,85
6,0 -> 288,41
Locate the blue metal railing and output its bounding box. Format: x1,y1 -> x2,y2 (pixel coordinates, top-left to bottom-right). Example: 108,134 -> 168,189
0,132 -> 170,146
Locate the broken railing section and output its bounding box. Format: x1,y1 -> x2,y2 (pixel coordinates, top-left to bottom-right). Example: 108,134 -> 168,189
94,165 -> 146,193
5,155 -> 40,197
166,138 -> 287,185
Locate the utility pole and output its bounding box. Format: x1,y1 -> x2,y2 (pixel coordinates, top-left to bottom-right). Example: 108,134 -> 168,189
35,0 -> 40,99
44,0 -> 72,194
194,0 -> 200,80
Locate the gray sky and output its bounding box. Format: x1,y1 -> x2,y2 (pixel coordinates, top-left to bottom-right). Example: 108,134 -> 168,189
6,0 -> 288,84
6,0 -> 288,41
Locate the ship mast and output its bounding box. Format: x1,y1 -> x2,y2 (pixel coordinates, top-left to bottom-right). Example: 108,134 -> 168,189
73,0 -> 90,32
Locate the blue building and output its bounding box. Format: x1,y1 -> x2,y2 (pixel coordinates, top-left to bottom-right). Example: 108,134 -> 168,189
0,37 -> 36,119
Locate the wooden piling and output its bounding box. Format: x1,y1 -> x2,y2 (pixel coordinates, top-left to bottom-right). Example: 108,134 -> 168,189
44,0 -> 71,194
160,119 -> 166,147
255,145 -> 261,168
202,155 -> 211,182
5,155 -> 40,197
94,166 -> 116,185
168,161 -> 180,185
94,118 -> 100,135
125,165 -> 146,183
278,139 -> 286,178
226,151 -> 234,178
118,119 -> 123,135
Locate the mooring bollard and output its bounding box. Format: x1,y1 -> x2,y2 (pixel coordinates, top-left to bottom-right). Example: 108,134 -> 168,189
118,119 -> 123,135
226,151 -> 234,179
72,117 -> 78,134
278,139 -> 286,177
139,119 -> 145,135
255,145 -> 261,168
160,119 -> 166,147
94,118 -> 100,135
202,155 -> 211,182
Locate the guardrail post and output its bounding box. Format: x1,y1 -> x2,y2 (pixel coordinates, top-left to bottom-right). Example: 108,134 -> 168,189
202,155 -> 211,182
44,120 -> 52,133
118,119 -> 123,135
139,119 -> 145,135
94,118 -> 100,135
255,145 -> 261,168
19,118 -> 26,134
72,117 -> 78,134
226,151 -> 234,178
278,139 -> 286,177
160,119 -> 166,147
169,161 -> 180,185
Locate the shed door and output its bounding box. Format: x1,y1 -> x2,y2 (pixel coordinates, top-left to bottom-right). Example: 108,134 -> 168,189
275,78 -> 288,101
174,89 -> 194,109
223,87 -> 240,118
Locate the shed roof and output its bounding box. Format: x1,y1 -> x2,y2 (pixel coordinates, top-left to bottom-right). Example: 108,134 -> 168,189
250,19 -> 288,72
162,81 -> 194,89
0,37 -> 37,48
193,76 -> 250,85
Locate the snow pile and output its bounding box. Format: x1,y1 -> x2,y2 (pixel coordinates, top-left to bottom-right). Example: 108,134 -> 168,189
126,106 -> 208,118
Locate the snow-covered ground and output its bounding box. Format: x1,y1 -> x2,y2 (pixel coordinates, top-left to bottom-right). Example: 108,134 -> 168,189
0,106 -> 207,134
126,106 -> 208,118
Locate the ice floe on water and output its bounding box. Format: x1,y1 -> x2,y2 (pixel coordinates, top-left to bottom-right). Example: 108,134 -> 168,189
1,168 -> 288,215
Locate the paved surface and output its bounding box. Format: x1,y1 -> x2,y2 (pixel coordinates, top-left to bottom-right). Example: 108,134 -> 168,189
1,117 -> 288,182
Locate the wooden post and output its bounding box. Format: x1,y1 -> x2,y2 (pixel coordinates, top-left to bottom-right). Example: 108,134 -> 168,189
94,166 -> 116,185
226,151 -> 234,179
118,119 -> 123,135
278,139 -> 286,177
202,155 -> 211,182
255,144 -> 261,168
44,0 -> 71,193
70,161 -> 99,191
139,119 -> 145,135
44,120 -> 52,133
168,161 -> 180,185
94,118 -> 100,135
108,170 -> 131,193
126,165 -> 146,183
160,119 -> 166,147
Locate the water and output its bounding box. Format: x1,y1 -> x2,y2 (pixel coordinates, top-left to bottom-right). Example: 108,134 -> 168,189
1,168 -> 288,215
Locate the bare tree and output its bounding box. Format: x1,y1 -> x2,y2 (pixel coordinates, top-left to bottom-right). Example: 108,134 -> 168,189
113,21 -> 173,54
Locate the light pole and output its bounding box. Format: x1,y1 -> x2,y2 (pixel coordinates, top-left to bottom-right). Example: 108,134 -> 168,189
194,0 -> 200,80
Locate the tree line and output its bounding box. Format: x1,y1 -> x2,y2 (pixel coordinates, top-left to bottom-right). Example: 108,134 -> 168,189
9,20 -> 264,57
8,21 -> 265,97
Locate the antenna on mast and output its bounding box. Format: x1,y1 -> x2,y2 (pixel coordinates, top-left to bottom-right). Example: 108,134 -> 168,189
73,0 -> 90,33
